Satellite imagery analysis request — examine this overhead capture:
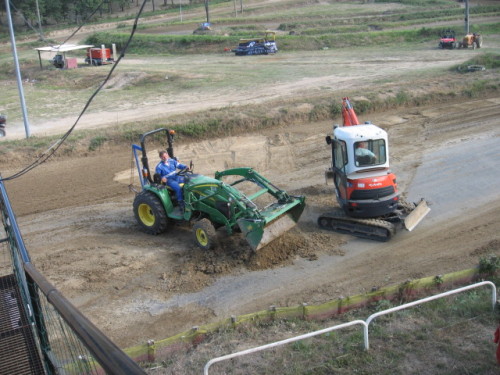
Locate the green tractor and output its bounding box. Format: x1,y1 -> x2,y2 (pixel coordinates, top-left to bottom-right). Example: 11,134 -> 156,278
131,128 -> 306,251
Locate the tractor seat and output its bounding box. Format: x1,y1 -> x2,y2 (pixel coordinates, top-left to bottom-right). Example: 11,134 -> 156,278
153,173 -> 162,184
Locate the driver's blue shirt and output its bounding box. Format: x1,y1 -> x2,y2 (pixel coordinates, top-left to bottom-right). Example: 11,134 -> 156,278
155,159 -> 187,182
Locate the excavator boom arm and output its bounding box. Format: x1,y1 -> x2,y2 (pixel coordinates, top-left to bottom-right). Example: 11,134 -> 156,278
341,97 -> 360,126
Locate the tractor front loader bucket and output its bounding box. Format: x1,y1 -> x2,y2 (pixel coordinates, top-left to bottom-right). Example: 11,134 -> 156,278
237,197 -> 305,251
214,167 -> 306,251
404,199 -> 431,232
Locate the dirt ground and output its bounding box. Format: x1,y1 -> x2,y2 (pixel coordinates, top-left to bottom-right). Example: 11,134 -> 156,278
1,95 -> 499,348
1,15 -> 500,349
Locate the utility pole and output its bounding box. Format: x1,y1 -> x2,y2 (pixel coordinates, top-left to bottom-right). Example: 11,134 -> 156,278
464,0 -> 470,34
35,0 -> 44,39
5,0 -> 31,138
204,0 -> 210,23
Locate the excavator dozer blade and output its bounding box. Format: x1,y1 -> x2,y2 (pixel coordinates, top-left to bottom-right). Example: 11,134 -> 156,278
237,198 -> 305,251
404,199 -> 430,232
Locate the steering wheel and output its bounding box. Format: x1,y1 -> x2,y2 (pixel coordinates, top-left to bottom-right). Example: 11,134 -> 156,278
177,167 -> 190,176
177,161 -> 194,176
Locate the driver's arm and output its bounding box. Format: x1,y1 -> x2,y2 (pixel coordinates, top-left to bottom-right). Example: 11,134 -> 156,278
176,161 -> 188,170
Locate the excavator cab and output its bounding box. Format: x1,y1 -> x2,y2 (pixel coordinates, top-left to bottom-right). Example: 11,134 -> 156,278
330,124 -> 390,176
326,124 -> 396,218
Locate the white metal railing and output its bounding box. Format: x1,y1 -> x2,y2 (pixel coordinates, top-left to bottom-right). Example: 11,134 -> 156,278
204,320 -> 368,375
204,281 -> 497,374
365,280 -> 497,349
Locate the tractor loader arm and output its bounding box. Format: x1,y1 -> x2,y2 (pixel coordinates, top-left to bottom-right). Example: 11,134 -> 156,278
215,167 -> 294,204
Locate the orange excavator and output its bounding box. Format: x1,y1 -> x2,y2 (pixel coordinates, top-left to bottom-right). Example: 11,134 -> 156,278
318,97 -> 430,241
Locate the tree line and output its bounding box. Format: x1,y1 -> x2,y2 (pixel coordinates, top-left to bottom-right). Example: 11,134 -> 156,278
0,0 -> 207,29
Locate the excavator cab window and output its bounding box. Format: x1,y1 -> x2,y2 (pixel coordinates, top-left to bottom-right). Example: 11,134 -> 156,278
354,139 -> 386,167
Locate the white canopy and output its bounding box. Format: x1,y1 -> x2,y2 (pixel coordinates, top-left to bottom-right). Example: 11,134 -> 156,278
35,44 -> 95,69
35,44 -> 94,53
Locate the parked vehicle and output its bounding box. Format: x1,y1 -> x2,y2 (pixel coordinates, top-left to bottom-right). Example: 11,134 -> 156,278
233,31 -> 278,56
460,33 -> 482,49
85,47 -> 114,66
439,29 -> 460,49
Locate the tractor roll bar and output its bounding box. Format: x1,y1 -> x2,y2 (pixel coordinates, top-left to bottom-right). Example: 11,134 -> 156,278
139,128 -> 175,184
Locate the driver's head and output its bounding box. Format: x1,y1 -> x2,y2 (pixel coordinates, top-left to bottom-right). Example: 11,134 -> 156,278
159,150 -> 169,162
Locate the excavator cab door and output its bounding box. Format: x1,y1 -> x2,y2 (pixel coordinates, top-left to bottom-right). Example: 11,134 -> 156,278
331,139 -> 349,202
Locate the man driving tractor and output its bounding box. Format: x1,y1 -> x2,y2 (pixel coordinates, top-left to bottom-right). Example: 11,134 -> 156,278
155,150 -> 188,210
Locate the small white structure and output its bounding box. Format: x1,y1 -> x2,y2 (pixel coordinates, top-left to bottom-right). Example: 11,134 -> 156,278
35,44 -> 94,69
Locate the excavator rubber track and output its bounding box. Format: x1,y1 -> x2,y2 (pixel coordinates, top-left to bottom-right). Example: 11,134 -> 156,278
317,209 -> 396,242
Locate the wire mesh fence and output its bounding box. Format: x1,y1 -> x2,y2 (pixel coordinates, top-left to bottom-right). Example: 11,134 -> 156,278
29,281 -> 103,374
0,177 -> 145,375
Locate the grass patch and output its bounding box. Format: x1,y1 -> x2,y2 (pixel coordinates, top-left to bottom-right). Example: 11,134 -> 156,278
84,32 -> 233,55
141,278 -> 500,374
455,52 -> 500,72
88,135 -> 108,151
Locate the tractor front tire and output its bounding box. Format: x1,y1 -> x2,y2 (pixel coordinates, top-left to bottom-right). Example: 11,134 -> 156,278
133,191 -> 168,235
193,218 -> 217,251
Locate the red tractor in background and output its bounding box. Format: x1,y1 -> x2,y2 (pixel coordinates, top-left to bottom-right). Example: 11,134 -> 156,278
439,29 -> 460,49
318,98 -> 430,241
85,47 -> 114,66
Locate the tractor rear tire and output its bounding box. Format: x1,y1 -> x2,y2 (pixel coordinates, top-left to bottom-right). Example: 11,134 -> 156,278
0,129 -> 5,137
133,191 -> 168,235
193,218 -> 217,251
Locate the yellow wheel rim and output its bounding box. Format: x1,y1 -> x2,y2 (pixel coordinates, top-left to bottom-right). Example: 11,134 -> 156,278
196,228 -> 208,247
138,203 -> 155,227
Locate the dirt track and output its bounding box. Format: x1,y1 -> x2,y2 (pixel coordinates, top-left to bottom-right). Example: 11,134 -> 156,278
1,93 -> 499,348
